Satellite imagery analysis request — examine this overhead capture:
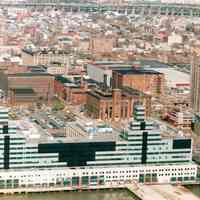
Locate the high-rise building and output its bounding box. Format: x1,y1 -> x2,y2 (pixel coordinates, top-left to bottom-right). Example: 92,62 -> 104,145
191,54 -> 200,113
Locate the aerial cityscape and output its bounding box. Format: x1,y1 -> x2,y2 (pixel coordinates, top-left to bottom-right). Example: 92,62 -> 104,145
0,0 -> 200,199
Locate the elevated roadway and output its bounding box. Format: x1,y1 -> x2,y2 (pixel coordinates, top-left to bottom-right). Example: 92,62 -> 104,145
0,1 -> 200,17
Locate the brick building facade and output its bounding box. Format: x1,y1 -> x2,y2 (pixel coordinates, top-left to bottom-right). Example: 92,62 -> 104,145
8,73 -> 54,104
86,88 -> 151,121
54,76 -> 89,105
112,69 -> 165,96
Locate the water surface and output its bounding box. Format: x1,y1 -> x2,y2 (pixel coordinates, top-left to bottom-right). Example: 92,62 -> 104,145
0,189 -> 135,200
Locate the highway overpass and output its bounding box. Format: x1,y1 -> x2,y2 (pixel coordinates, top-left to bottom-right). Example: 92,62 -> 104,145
0,1 -> 200,17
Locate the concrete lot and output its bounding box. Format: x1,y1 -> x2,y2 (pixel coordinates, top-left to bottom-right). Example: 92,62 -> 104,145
127,184 -> 200,200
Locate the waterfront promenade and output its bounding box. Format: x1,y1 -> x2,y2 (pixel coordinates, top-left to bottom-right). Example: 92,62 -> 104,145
0,184 -> 199,200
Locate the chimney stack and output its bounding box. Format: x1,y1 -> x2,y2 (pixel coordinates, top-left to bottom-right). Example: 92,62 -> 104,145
112,88 -> 121,121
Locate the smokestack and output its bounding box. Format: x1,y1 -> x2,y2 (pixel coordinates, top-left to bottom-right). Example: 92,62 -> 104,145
103,74 -> 108,90
112,88 -> 121,121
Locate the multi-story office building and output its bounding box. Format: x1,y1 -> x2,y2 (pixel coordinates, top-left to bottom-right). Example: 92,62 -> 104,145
0,106 -> 197,189
0,107 -> 67,169
88,106 -> 193,166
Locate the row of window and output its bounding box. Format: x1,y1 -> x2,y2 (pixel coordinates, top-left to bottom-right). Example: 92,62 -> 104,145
78,167 -> 196,176
0,168 -> 196,180
159,172 -> 196,176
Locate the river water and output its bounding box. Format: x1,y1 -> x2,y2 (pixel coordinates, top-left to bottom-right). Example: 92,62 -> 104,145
0,189 -> 136,200
1,186 -> 200,200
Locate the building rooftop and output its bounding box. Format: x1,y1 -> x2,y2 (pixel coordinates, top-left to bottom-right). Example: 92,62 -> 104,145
122,86 -> 150,97
87,89 -> 113,100
8,72 -> 53,77
64,83 -> 79,88
137,60 -> 170,68
11,88 -> 36,95
55,75 -> 73,84
114,68 -> 162,75
87,87 -> 149,100
27,65 -> 47,73
14,120 -> 118,144
150,67 -> 190,88
87,62 -> 133,71
22,48 -> 70,56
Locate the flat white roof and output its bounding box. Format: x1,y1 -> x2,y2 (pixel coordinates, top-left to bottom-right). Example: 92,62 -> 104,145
150,68 -> 190,88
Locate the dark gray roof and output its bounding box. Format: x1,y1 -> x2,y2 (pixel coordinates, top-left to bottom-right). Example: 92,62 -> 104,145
137,60 -> 170,68
9,73 -> 53,77
114,68 -> 162,75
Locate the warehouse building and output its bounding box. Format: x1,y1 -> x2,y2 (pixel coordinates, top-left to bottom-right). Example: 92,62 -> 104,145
7,72 -> 54,105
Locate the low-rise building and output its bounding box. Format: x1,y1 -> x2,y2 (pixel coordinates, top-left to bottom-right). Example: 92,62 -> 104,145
165,107 -> 192,130
54,76 -> 93,105
21,48 -> 70,66
7,72 -> 54,105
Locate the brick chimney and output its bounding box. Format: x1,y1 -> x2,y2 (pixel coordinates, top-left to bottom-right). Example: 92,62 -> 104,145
112,88 -> 121,121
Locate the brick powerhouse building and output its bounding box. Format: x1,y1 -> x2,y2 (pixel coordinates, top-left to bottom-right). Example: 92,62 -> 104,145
86,88 -> 151,121
8,73 -> 54,105
112,68 -> 165,96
